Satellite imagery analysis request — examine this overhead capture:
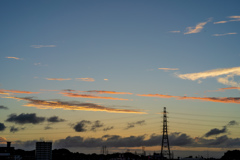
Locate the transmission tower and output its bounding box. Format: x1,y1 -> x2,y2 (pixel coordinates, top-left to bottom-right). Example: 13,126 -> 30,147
161,107 -> 171,159
101,146 -> 108,155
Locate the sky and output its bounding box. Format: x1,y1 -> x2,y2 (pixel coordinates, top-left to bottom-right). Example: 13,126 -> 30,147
0,0 -> 240,158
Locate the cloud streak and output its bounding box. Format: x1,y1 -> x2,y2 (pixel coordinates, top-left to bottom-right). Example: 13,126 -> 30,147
5,57 -> 21,60
5,97 -> 145,114
177,66 -> 240,81
31,45 -> 56,48
212,33 -> 237,36
158,68 -> 179,71
46,78 -> 71,81
0,89 -> 40,95
214,21 -> 228,24
81,90 -> 133,95
184,18 -> 211,34
75,78 -> 95,82
137,93 -> 240,104
206,87 -> 240,92
60,92 -> 129,101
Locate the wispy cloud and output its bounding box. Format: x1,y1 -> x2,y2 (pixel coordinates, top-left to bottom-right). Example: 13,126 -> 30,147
213,21 -> 228,24
229,15 -> 240,22
46,78 -> 71,81
184,18 -> 212,34
177,67 -> 240,81
5,57 -> 22,60
31,45 -> 56,48
75,78 -> 95,82
212,32 -> 237,36
158,68 -> 179,71
60,92 -> 129,101
214,15 -> 240,24
169,31 -> 181,33
5,97 -> 145,114
137,93 -> 240,104
0,89 -> 40,95
34,63 -> 48,66
125,120 -> 145,130
206,87 -> 240,92
177,67 -> 240,88
104,79 -> 109,81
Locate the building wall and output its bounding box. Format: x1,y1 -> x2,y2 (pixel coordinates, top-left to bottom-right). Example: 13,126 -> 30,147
35,142 -> 52,160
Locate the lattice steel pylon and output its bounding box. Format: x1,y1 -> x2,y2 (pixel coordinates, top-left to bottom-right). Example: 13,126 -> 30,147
161,107 -> 171,159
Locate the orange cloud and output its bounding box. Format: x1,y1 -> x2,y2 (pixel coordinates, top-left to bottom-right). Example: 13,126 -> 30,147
0,90 -> 11,95
207,87 -> 240,92
60,92 -> 129,101
229,15 -> 240,22
75,78 -> 95,82
184,18 -> 212,34
158,68 -> 179,71
5,57 -> 21,60
137,94 -> 176,99
213,21 -> 228,24
83,90 -> 133,95
46,78 -> 71,81
40,89 -> 59,92
137,93 -> 240,104
0,89 -> 40,94
4,97 -> 145,114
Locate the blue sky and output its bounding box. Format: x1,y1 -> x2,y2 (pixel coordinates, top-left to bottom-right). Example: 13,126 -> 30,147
1,0 -> 240,158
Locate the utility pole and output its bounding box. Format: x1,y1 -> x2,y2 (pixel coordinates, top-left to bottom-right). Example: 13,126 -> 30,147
161,107 -> 171,160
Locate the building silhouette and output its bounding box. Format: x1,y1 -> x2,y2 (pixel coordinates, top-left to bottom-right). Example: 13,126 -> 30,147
0,142 -> 21,160
35,142 -> 52,160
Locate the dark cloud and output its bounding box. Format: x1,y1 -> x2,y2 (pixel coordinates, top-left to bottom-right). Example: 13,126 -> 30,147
125,120 -> 145,129
73,120 -> 91,132
73,120 -> 111,132
227,120 -> 238,126
0,105 -> 8,110
169,132 -> 194,146
103,126 -> 114,131
91,120 -> 104,131
10,126 -> 25,133
47,116 -> 65,123
5,113 -> 45,125
0,123 -> 6,131
204,126 -> 227,137
8,132 -> 240,151
204,120 -> 238,137
44,126 -> 53,130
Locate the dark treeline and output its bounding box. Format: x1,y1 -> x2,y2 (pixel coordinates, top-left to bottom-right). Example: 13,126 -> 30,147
14,148 -> 240,160
15,148 -> 149,160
